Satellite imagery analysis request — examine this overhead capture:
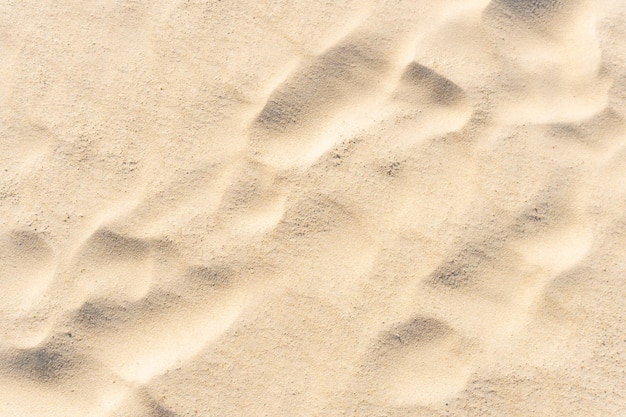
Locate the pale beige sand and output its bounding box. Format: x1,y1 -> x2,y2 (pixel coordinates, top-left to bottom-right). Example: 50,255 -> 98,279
1,0 -> 626,416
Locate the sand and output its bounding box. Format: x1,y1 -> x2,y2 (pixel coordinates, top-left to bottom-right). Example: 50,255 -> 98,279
1,0 -> 625,416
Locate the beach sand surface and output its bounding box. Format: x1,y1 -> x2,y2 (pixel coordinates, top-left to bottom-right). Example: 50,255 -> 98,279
1,0 -> 625,415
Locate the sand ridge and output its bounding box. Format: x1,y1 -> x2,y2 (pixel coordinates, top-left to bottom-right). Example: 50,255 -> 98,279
1,0 -> 625,415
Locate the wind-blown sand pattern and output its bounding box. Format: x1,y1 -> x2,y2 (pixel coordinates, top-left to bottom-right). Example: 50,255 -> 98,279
1,0 -> 625,416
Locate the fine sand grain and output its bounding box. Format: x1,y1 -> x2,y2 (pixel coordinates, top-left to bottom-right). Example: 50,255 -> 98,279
1,1 -> 625,416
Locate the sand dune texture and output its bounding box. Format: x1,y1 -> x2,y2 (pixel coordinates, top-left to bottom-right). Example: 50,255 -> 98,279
1,0 -> 626,416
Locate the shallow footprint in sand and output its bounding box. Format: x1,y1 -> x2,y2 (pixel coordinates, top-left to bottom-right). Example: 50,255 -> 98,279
361,316 -> 475,406
249,32 -> 393,168
0,230 -> 55,315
